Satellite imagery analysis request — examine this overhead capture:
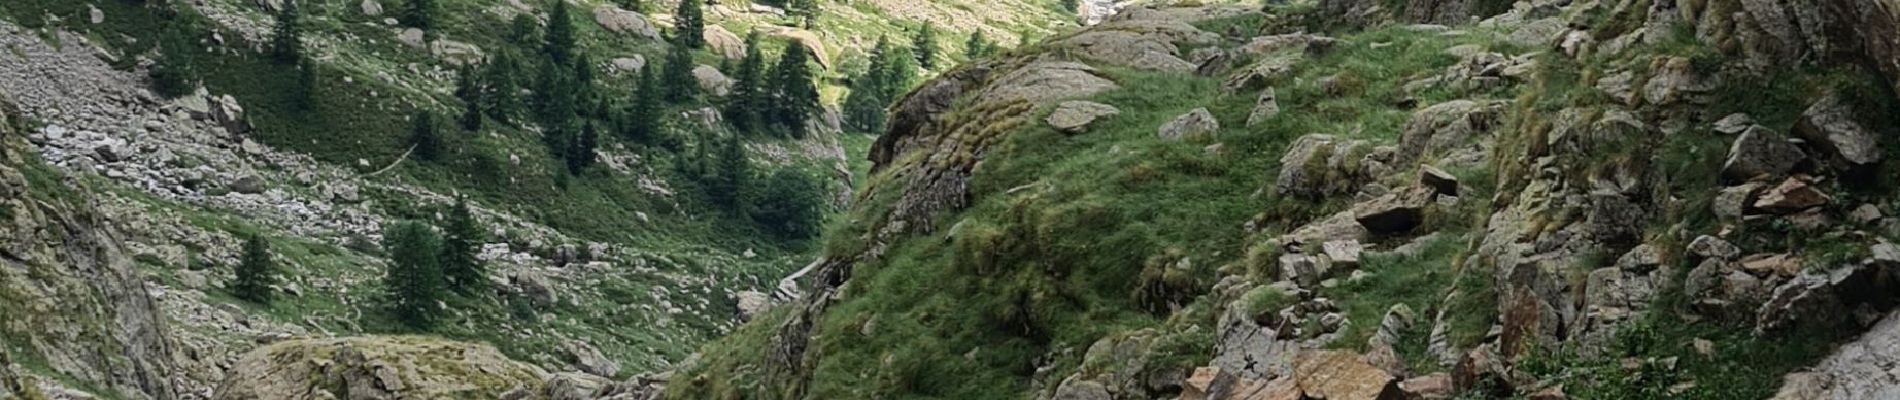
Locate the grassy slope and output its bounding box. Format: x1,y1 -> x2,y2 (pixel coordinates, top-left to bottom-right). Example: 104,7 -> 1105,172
672,4 -> 1900,399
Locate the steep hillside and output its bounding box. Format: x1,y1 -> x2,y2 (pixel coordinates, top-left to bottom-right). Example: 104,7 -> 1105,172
672,0 -> 1900,399
0,0 -> 1085,398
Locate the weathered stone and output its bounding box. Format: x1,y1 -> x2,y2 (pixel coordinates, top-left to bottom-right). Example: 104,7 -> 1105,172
703,25 -> 746,59
593,6 -> 661,41
230,174 -> 266,194
214,337 -> 548,400
1723,125 -> 1806,182
1354,186 -> 1436,234
1795,93 -> 1882,168
360,0 -> 383,16
1292,350 -> 1402,400
1741,253 -> 1803,278
1276,135 -> 1378,198
1246,87 -> 1282,127
560,339 -> 620,378
1045,101 -> 1120,134
692,65 -> 734,97
1713,181 -> 1766,219
1713,113 -> 1754,135
1688,235 -> 1741,261
1419,164 -> 1458,197
1753,177 -> 1830,214
1158,108 -> 1219,140
735,290 -> 771,320
1396,100 -> 1500,165
1399,373 -> 1453,400
1284,211 -> 1372,249
1768,311 -> 1900,399
1324,240 -> 1365,268
610,56 -> 647,75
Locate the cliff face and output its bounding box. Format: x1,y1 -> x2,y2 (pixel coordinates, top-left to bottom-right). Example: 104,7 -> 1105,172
0,104 -> 177,399
674,0 -> 1900,399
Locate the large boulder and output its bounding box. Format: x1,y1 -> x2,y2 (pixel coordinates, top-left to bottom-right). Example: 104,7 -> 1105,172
212,337 -> 549,399
1275,135 -> 1379,198
1046,101 -> 1121,134
1292,350 -> 1402,400
1396,100 -> 1502,165
703,25 -> 746,59
1753,176 -> 1831,214
1158,108 -> 1219,140
560,339 -> 620,378
692,65 -> 734,97
1794,93 -> 1881,169
1769,311 -> 1900,399
592,6 -> 660,41
1353,186 -> 1437,234
1723,125 -> 1807,182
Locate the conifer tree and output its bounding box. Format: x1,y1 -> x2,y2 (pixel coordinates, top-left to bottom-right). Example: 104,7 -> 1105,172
912,24 -> 937,69
965,31 -> 992,60
270,0 -> 303,65
410,111 -> 442,161
233,234 -> 277,304
440,198 -> 486,294
843,39 -> 892,133
508,13 -> 539,45
534,58 -> 578,129
708,135 -> 750,210
619,0 -> 646,13
383,221 -> 445,330
675,0 -> 705,49
661,34 -> 699,103
571,53 -> 597,112
544,0 -> 576,63
152,23 -> 198,98
400,0 -> 434,30
787,0 -> 819,27
567,122 -> 599,174
455,65 -> 483,131
624,66 -> 664,144
295,57 -> 318,107
769,41 -> 821,138
482,50 -> 524,125
725,32 -> 767,134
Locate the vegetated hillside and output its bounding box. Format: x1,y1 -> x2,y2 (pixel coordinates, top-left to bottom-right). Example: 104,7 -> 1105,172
672,0 -> 1900,399
0,0 -> 1081,398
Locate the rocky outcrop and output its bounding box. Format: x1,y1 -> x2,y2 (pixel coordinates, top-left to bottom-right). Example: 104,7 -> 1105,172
212,336 -> 549,399
1158,108 -> 1219,140
0,106 -> 177,399
593,6 -> 661,41
1770,312 -> 1900,399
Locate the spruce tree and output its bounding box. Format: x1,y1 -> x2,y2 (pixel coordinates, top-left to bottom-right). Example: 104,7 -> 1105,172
295,57 -> 318,107
455,65 -> 483,131
571,53 -> 597,113
233,234 -> 277,304
440,198 -> 486,294
544,0 -> 576,64
912,24 -> 937,70
383,221 -> 445,330
410,111 -> 442,161
661,34 -> 699,103
270,0 -> 303,65
482,50 -> 524,125
508,13 -> 539,46
151,23 -> 198,99
566,122 -> 599,174
675,0 -> 705,49
625,66 -> 663,144
709,135 -> 750,210
400,0 -> 434,30
769,41 -> 821,138
534,57 -> 578,129
725,32 -> 767,134
965,31 -> 992,60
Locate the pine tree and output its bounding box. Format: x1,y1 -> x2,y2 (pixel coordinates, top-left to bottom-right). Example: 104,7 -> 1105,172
661,34 -> 699,103
725,32 -> 767,134
270,0 -> 303,65
295,57 -> 318,107
912,24 -> 937,70
508,13 -> 539,45
534,57 -> 578,129
571,53 -> 597,113
624,66 -> 664,145
383,221 -> 445,330
965,31 -> 992,60
233,234 -> 278,304
769,41 -> 821,138
151,23 -> 198,99
482,50 -> 524,125
708,135 -> 750,210
439,198 -> 486,294
455,65 -> 483,131
843,37 -> 893,132
566,122 -> 598,174
675,0 -> 705,49
410,111 -> 442,161
544,0 -> 576,63
400,0 -> 434,30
